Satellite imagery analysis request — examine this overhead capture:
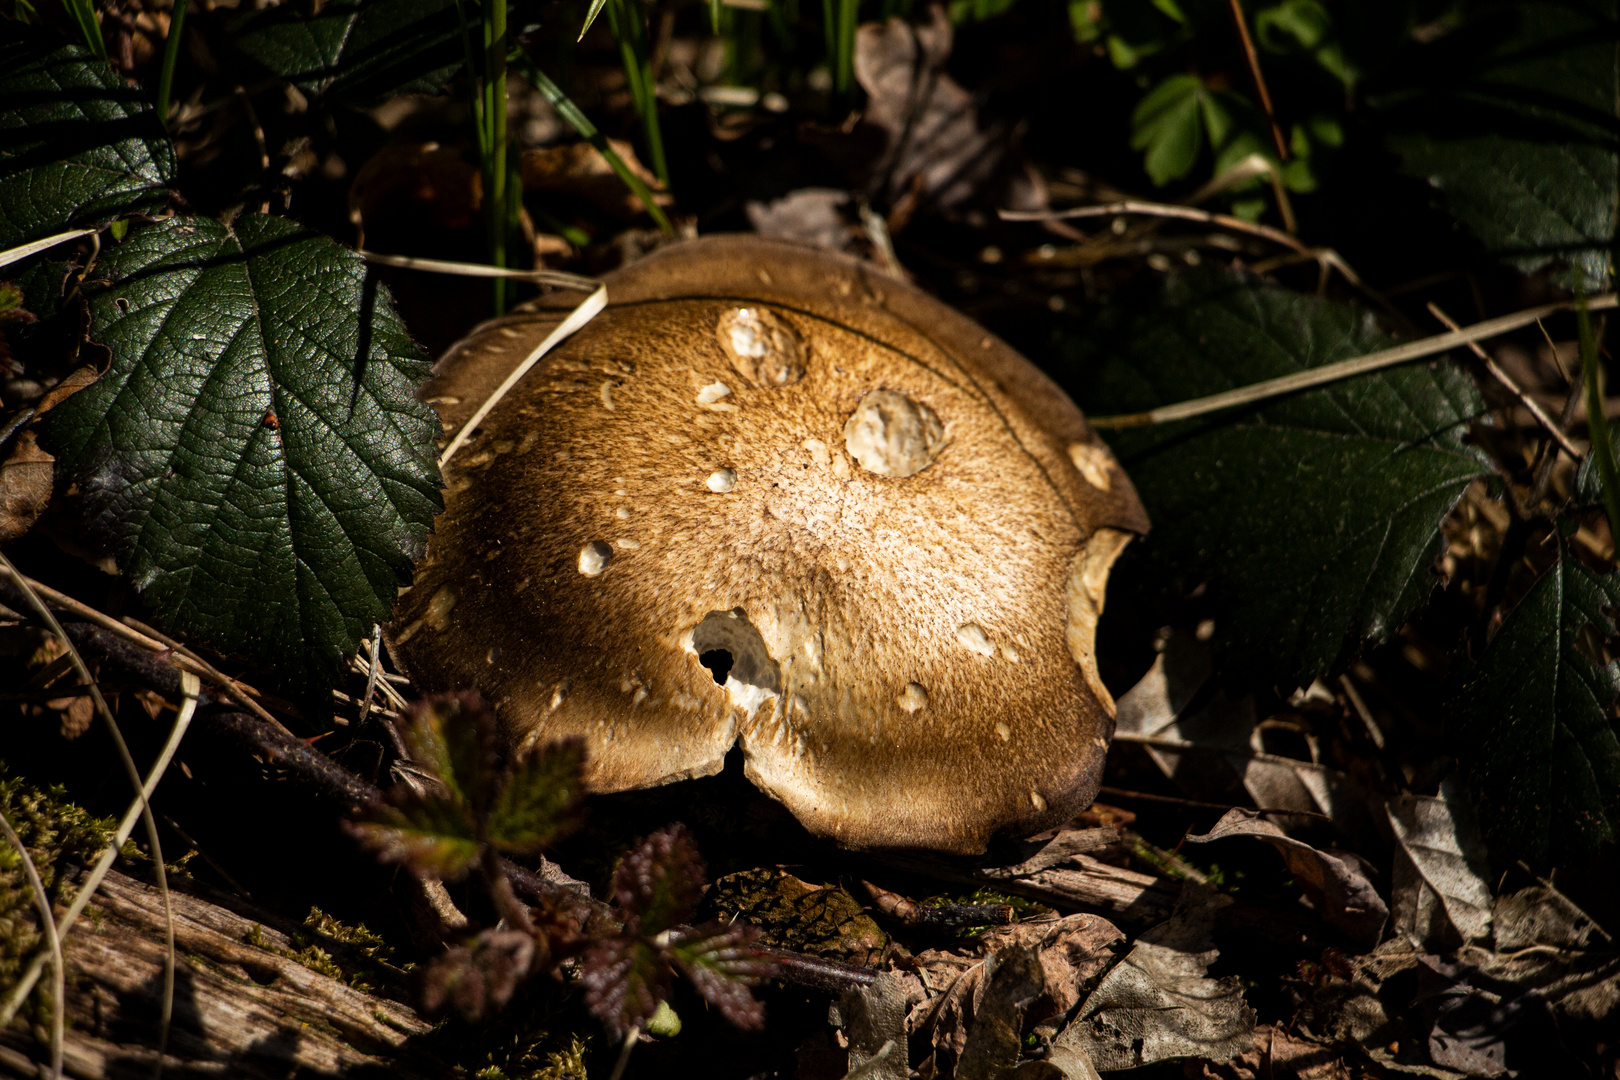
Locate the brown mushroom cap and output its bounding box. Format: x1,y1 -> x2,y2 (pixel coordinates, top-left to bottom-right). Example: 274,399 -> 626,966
391,235 -> 1149,853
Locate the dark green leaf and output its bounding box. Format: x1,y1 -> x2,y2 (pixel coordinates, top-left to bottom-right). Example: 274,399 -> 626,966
581,937 -> 669,1037
1379,0 -> 1618,292
230,0 -> 464,102
1061,269 -> 1488,688
349,794 -> 481,877
668,924 -> 769,1029
44,214 -> 442,700
1445,546 -> 1620,870
401,692 -> 497,807
0,23 -> 175,248
611,824 -> 705,936
1130,74 -> 1204,185
486,737 -> 585,855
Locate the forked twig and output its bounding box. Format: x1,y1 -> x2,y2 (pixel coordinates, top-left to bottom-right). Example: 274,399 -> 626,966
0,806 -> 64,1080
1428,302 -> 1581,458
1088,294 -> 1620,428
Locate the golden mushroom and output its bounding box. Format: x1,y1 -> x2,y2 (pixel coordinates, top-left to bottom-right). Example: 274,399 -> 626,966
390,236 -> 1149,853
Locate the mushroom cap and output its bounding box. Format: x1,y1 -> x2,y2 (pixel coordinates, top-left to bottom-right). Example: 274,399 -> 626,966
391,236 -> 1149,853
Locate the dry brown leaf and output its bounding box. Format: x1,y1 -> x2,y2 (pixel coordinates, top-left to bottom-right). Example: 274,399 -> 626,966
0,365 -> 98,542
909,912 -> 1122,1066
746,188 -> 858,253
854,8 -> 1016,212
1185,809 -> 1388,948
521,139 -> 671,220
348,143 -> 483,237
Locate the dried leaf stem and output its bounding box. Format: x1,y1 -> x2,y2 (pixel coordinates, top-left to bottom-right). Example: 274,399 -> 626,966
1579,297 -> 1620,542
1087,293 -> 1620,428
440,283 -> 609,466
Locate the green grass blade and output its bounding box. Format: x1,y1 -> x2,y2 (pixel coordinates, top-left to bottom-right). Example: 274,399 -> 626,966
604,0 -> 669,185
832,0 -> 857,94
579,0 -> 609,41
155,0 -> 188,126
710,0 -> 722,33
512,52 -> 673,232
63,0 -> 109,62
453,0 -> 488,152
1579,295 -> 1620,545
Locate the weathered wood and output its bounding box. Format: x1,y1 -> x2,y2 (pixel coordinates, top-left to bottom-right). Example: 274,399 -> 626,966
0,868 -> 444,1079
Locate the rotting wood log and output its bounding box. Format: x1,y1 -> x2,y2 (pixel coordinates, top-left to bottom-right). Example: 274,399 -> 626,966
0,867 -> 445,1080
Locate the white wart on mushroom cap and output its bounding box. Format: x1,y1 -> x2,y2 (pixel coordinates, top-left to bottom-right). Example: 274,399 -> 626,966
392,236 -> 1150,854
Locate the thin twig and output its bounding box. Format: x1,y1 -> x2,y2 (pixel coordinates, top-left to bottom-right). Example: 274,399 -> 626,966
1,671 -> 200,1026
1001,200 -> 1307,254
121,614 -> 290,732
1224,0 -> 1288,158
1428,302 -> 1581,458
1088,293 -> 1620,428
440,284 -> 608,466
0,564 -> 293,737
1337,674 -> 1385,751
1095,785 -> 1332,820
0,806 -> 64,1080
358,624 -> 383,727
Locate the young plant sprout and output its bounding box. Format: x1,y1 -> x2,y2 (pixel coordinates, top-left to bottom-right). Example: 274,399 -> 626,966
390,236 -> 1150,854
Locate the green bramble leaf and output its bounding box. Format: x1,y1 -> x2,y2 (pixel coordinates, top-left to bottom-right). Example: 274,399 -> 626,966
229,0 -> 464,102
0,22 -> 176,249
1130,74 -> 1205,185
1060,269 -> 1489,689
1445,545 -> 1620,872
1380,0 -> 1618,293
401,692 -> 498,808
486,737 -> 586,855
43,214 -> 442,703
348,794 -> 481,878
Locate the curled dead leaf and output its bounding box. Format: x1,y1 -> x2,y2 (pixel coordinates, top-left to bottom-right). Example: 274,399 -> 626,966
0,365 -> 98,542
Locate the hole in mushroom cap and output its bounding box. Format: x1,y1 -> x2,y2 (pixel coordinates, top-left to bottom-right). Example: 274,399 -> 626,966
578,541 -> 612,576
690,609 -> 781,717
699,650 -> 733,685
715,307 -> 807,387
898,682 -> 929,713
844,390 -> 944,478
707,468 -> 737,493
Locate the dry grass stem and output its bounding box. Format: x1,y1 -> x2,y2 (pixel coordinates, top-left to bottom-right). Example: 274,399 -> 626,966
1095,785 -> 1332,820
1088,293 -> 1620,428
360,250 -> 600,292
1428,302 -> 1581,458
0,806 -> 65,1080
0,228 -> 97,271
1001,200 -> 1309,254
1225,0 -> 1287,164
1338,673 -> 1386,750
439,283 -> 609,465
1,670 -> 200,1029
